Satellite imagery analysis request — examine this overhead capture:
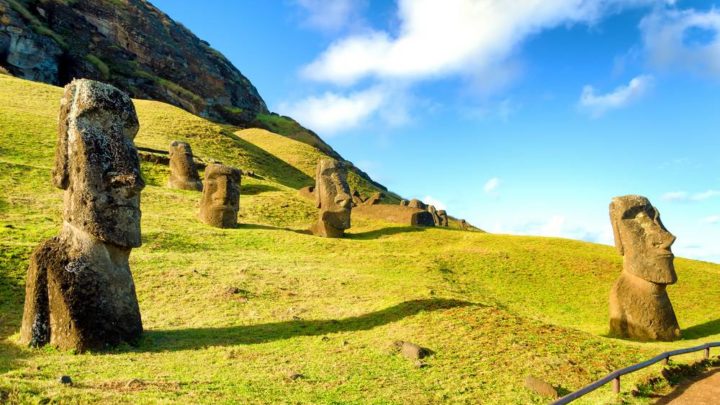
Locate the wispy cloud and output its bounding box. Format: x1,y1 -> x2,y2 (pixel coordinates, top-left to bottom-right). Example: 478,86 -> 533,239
703,215 -> 720,224
483,177 -> 500,194
422,196 -> 447,210
640,7 -> 720,78
293,0 -> 366,32
578,75 -> 653,117
489,215 -> 613,244
662,189 -> 720,202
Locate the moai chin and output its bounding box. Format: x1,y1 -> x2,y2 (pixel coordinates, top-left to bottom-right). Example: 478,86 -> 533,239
20,79 -> 144,352
167,140 -> 202,191
310,158 -> 352,238
609,195 -> 680,341
198,163 -> 241,228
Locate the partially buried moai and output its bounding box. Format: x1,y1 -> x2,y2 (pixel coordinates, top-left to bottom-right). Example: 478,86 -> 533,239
311,158 -> 352,237
198,163 -> 241,228
167,140 -> 202,191
609,195 -> 680,341
20,79 -> 144,351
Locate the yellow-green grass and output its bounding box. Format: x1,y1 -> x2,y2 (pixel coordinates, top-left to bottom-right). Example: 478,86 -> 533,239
1,75 -> 719,403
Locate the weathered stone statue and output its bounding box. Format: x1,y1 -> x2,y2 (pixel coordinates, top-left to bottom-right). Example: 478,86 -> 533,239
427,205 -> 441,225
437,210 -> 449,227
310,158 -> 352,237
198,163 -> 241,228
364,192 -> 383,206
20,79 -> 144,352
408,199 -> 427,210
351,189 -> 365,206
167,140 -> 202,191
609,195 -> 680,341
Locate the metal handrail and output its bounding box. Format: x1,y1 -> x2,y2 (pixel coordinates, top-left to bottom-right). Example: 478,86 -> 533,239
552,342 -> 720,404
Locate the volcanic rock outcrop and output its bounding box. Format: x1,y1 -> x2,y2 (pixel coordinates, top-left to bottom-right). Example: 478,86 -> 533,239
199,163 -> 241,228
20,79 -> 144,351
608,195 -> 680,341
310,158 -> 352,238
167,141 -> 202,191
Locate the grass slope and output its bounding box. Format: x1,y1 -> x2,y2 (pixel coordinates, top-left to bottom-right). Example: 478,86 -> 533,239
1,75 -> 720,404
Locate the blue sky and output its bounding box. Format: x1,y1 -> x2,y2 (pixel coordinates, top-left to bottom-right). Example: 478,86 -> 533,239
151,0 -> 720,263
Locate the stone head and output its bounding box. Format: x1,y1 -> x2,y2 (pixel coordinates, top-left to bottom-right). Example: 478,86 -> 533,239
169,141 -> 194,166
610,195 -> 677,284
315,158 -> 352,230
53,79 -> 144,248
199,163 -> 241,227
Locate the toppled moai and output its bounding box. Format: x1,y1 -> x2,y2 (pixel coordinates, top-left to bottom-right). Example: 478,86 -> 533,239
167,140 -> 202,191
310,158 -> 352,237
437,210 -> 449,227
407,199 -> 427,210
198,163 -> 241,228
608,195 -> 680,341
351,189 -> 365,206
20,79 -> 144,352
364,191 -> 384,206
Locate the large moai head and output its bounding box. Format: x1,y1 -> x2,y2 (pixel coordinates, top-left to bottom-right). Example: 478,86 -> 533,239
610,195 -> 677,284
168,140 -> 202,191
199,163 -> 241,228
52,79 -> 145,248
315,158 -> 352,234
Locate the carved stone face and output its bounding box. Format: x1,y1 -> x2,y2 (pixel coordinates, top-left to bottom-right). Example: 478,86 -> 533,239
315,159 -> 352,231
53,80 -> 144,248
168,140 -> 202,191
610,195 -> 677,284
199,163 -> 241,228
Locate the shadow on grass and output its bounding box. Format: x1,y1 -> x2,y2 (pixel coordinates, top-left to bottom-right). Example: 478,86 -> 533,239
0,244 -> 30,373
681,319 -> 720,340
242,183 -> 280,195
136,298 -> 473,352
348,226 -> 426,240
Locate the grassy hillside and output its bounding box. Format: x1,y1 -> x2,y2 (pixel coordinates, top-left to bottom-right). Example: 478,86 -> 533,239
1,74 -> 720,404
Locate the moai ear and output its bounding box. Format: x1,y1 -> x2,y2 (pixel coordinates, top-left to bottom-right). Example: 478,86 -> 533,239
609,201 -> 624,255
52,82 -> 75,190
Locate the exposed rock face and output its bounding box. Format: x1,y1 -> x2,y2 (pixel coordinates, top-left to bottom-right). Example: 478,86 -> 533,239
0,0 -> 267,123
167,141 -> 202,191
608,195 -> 680,341
437,210 -> 449,227
20,79 -> 144,352
199,163 -> 241,228
310,159 -> 352,238
408,199 -> 427,210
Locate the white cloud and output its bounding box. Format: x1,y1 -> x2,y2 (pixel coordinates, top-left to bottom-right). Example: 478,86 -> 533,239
703,215 -> 720,224
277,87 -> 385,134
422,196 -> 447,210
483,177 -> 500,193
302,0 -> 664,86
294,0 -> 365,32
578,75 -> 653,117
640,8 -> 720,78
662,189 -> 720,202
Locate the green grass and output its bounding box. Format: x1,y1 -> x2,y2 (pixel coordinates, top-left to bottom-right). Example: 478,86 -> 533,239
1,75 -> 720,403
85,54 -> 110,80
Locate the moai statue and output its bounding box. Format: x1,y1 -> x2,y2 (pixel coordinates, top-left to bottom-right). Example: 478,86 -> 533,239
351,189 -> 365,206
198,163 -> 241,228
167,140 -> 202,191
427,205 -> 441,225
310,158 -> 352,237
459,219 -> 469,230
408,199 -> 427,210
20,79 -> 144,352
364,191 -> 384,206
400,200 -> 409,207
437,210 -> 449,227
609,195 -> 680,341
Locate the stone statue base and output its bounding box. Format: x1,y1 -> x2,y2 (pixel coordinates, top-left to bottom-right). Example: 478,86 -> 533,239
609,271 -> 680,341
310,218 -> 346,238
20,225 -> 142,352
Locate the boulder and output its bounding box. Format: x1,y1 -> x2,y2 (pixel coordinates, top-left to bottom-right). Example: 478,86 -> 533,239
20,79 -> 144,352
608,195 -> 680,341
198,163 -> 241,228
407,199 -> 427,210
167,140 -> 202,191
